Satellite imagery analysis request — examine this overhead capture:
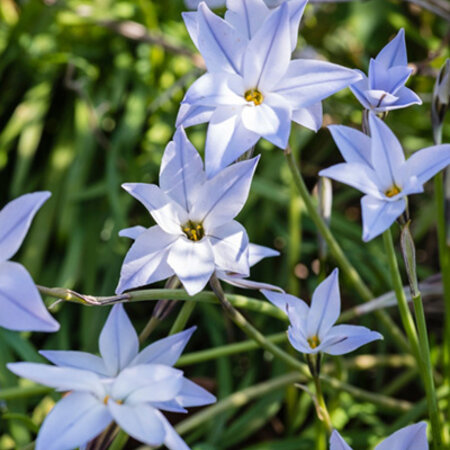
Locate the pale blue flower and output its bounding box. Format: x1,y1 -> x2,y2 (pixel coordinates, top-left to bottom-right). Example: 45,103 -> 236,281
350,29 -> 422,112
263,269 -> 382,355
8,304 -> 215,450
0,192 -> 59,332
320,113 -> 450,241
116,127 -> 258,296
330,422 -> 428,450
178,0 -> 362,176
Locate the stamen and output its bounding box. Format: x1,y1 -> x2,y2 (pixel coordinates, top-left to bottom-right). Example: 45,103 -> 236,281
307,335 -> 320,349
244,89 -> 264,106
385,185 -> 401,198
103,395 -> 123,405
182,221 -> 205,241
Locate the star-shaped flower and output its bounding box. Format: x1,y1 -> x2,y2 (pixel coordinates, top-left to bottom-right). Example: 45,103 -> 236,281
0,192 -> 59,332
263,269 -> 382,355
8,304 -> 215,450
330,422 -> 428,450
116,127 -> 258,296
350,29 -> 422,112
120,223 -> 283,293
320,113 -> 450,241
178,0 -> 362,176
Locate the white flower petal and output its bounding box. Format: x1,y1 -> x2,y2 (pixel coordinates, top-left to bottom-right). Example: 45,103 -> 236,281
328,125 -> 372,166
375,422 -> 428,450
108,402 -> 166,447
0,191 -> 51,262
175,378 -> 216,407
361,195 -> 406,242
192,156 -> 259,229
99,304 -> 139,376
225,0 -> 270,40
132,326 -> 196,367
209,220 -> 250,275
307,268 -> 340,338
262,290 -> 307,315
291,102 -> 323,132
0,261 -> 59,332
219,273 -> 284,292
36,393 -> 111,450
118,225 -> 147,240
116,226 -> 177,294
330,430 -> 353,450
205,106 -> 259,177
167,238 -> 215,295
176,103 -> 215,128
39,350 -> 107,376
157,410 -> 190,450
159,127 -> 206,212
122,183 -> 188,235
248,243 -> 279,267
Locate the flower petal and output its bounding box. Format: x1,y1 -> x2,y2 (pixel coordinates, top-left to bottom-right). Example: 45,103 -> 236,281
0,261 -> 59,332
225,0 -> 270,40
243,2 -> 291,91
385,86 -> 421,110
183,72 -> 246,107
328,125 -> 372,166
192,156 -> 259,229
159,127 -> 206,212
322,324 -> 383,355
7,362 -> 105,397
349,72 -> 372,109
361,195 -> 406,242
99,304 -> 139,376
119,225 -> 147,240
275,60 -> 361,108
197,2 -> 245,74
36,392 -> 111,450
248,243 -> 279,267
219,272 -> 284,292
112,364 -> 183,404
368,112 -> 405,189
175,378 -> 216,407
291,102 -> 323,132
108,402 -> 166,447
116,226 -> 177,294
319,162 -> 381,198
209,220 -> 250,275
375,422 -> 428,450
262,290 -> 307,315
122,183 -> 188,235
403,144 -> 450,185
39,350 -> 107,376
132,326 -> 196,367
0,192 -> 51,262
286,0 -> 308,51
167,238 -> 215,295
330,430 -> 353,450
176,103 -> 215,128
307,268 -> 340,338
182,11 -> 200,48
157,410 -> 190,450
288,325 -> 312,354
375,28 -> 407,69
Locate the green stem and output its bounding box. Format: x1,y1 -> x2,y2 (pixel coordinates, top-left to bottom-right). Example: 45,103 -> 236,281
382,229 -> 421,362
411,292 -> 444,449
169,301 -> 197,335
313,375 -> 333,434
284,148 -> 410,354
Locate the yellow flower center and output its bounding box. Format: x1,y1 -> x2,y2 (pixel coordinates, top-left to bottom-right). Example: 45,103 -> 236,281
385,185 -> 401,198
182,221 -> 205,241
307,335 -> 320,349
244,89 -> 264,106
103,395 -> 123,405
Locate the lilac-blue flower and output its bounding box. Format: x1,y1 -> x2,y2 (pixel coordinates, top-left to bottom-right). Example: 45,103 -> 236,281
350,29 -> 422,112
320,113 -> 450,241
263,269 -> 382,355
178,0 -> 362,176
116,126 -> 258,296
8,304 -> 215,450
330,422 -> 428,450
0,192 -> 59,332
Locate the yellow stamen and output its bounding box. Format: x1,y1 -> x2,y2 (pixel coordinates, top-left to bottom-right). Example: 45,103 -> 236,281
244,89 -> 264,106
103,395 -> 123,405
385,185 -> 401,198
307,335 -> 320,349
182,221 -> 205,241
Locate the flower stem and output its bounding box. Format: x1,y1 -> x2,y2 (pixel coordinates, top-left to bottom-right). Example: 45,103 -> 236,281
284,147 -> 410,353
169,300 -> 197,335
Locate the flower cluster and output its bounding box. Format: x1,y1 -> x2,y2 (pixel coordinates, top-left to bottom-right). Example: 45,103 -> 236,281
3,0 -> 449,448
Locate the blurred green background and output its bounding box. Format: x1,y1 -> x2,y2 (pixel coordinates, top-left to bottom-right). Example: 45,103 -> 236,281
0,0 -> 449,448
